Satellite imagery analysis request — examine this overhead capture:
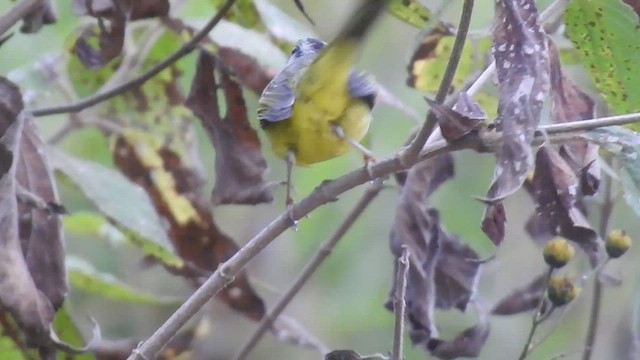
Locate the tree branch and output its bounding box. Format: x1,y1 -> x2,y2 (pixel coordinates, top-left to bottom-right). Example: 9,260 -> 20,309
126,109 -> 640,359
233,179 -> 386,360
31,0 -> 238,117
518,267 -> 554,360
0,0 -> 43,37
400,0 -> 475,164
391,247 -> 410,360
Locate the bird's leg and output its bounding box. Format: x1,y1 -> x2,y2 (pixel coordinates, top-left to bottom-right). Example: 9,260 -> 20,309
284,150 -> 298,228
331,124 -> 377,179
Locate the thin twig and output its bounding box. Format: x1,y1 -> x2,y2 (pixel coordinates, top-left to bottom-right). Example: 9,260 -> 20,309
126,111 -> 640,360
519,267 -> 554,360
31,0 -> 238,117
233,179 -> 386,360
391,246 -> 410,360
400,0 -> 475,164
0,0 -> 43,37
582,154 -> 615,360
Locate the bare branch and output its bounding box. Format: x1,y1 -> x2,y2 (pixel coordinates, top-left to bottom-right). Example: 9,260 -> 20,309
31,0 -> 238,117
233,179 -> 386,360
391,247 -> 410,360
400,0 -> 475,165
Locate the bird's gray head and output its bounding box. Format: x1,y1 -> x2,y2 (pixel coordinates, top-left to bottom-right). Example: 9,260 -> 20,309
290,38 -> 326,59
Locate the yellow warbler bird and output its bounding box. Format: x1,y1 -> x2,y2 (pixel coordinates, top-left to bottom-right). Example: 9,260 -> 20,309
258,0 -> 390,205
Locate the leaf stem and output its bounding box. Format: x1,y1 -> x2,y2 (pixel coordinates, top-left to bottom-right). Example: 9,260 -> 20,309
391,246 -> 410,360
518,267 -> 554,360
31,0 -> 238,117
400,0 -> 475,164
582,154 -> 615,360
232,179 -> 386,360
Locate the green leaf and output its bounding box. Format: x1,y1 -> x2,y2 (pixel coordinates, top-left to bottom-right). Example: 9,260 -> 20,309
388,0 -> 434,28
53,306 -> 95,360
565,0 -> 640,119
212,0 -> 262,28
0,337 -> 27,360
584,127 -> 640,216
67,257 -> 174,304
64,211 -> 185,269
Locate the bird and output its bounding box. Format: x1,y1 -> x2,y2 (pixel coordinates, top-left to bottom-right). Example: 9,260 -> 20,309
258,0 -> 390,206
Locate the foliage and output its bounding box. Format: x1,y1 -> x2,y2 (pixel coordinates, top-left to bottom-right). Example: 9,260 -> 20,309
1,0 -> 640,359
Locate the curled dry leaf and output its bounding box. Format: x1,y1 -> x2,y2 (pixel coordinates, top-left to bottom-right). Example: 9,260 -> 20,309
547,40 -> 600,195
186,51 -> 273,205
0,77 -> 66,352
388,154 -> 482,350
525,147 -> 602,267
425,93 -> 486,142
72,17 -> 125,70
481,0 -> 550,245
20,0 -> 57,34
73,0 -> 170,20
427,311 -> 490,360
492,274 -> 546,315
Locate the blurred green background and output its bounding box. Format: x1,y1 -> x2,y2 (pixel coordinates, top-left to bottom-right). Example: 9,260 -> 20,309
1,0 -> 639,359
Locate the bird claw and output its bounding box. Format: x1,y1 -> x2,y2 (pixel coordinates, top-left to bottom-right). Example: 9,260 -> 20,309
364,154 -> 377,180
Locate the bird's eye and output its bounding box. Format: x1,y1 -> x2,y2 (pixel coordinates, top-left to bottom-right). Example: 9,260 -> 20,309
290,46 -> 301,57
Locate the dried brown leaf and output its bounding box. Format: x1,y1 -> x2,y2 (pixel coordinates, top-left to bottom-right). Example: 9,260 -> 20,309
73,0 -> 170,20
20,0 -> 57,34
526,147 -> 603,267
72,18 -> 125,70
426,93 -> 486,142
492,274 -> 545,315
186,51 -> 273,205
427,313 -> 490,359
388,154 -> 481,350
481,0 -> 550,244
0,78 -> 56,348
548,40 -> 600,195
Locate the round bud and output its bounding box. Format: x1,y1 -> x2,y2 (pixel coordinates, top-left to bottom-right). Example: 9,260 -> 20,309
543,237 -> 575,268
547,276 -> 580,307
606,230 -> 631,259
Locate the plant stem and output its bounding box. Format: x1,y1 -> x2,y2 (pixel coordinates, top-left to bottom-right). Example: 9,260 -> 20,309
582,154 -> 615,360
391,247 -> 410,360
233,179 -> 385,360
401,0 -> 475,164
0,0 -> 43,37
518,267 -> 554,360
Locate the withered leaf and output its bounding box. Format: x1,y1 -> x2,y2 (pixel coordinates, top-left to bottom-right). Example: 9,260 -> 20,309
20,0 -> 57,34
427,313 -> 490,360
113,136 -> 266,320
492,274 -> 546,315
388,154 -> 482,350
407,22 -> 455,90
548,40 -> 599,195
526,147 -> 602,267
186,51 -> 273,205
72,18 -> 125,70
73,0 -> 170,20
481,0 -> 550,244
425,93 -> 486,142
0,78 -> 56,349
480,203 -> 506,246
17,119 -> 68,311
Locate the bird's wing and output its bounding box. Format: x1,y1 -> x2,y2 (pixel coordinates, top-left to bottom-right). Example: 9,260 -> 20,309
257,71 -> 296,126
348,70 -> 377,107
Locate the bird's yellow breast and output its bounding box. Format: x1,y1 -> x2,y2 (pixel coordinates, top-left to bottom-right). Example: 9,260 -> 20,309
263,97 -> 372,166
